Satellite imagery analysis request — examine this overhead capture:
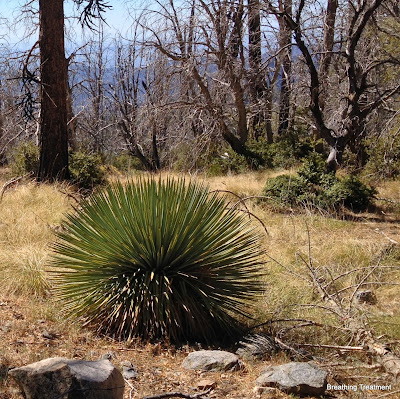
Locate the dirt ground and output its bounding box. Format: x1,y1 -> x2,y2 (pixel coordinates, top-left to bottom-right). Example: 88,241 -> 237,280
1,294 -> 399,399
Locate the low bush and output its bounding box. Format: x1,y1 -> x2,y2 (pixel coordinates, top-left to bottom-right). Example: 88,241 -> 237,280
323,175 -> 377,212
206,149 -> 249,176
297,152 -> 328,185
263,153 -> 376,212
364,129 -> 400,179
263,174 -> 308,206
9,141 -> 40,177
69,151 -> 106,190
108,153 -> 145,173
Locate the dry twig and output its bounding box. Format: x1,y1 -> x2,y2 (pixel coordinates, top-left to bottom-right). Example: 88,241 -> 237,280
142,388 -> 212,399
0,175 -> 26,201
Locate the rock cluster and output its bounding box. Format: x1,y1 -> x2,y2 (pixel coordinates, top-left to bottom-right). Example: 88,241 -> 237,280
8,351 -> 329,398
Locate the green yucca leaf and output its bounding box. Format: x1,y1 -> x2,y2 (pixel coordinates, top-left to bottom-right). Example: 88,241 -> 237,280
51,178 -> 265,342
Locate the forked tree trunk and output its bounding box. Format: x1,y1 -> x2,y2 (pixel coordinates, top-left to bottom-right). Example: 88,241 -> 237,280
38,0 -> 69,181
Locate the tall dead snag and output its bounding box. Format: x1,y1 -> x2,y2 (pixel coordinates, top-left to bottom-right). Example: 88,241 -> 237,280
277,0 -> 292,137
38,0 -> 69,181
248,0 -> 267,139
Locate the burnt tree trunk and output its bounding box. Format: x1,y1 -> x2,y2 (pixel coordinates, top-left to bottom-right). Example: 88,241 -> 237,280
248,0 -> 266,138
277,0 -> 292,136
38,0 -> 69,181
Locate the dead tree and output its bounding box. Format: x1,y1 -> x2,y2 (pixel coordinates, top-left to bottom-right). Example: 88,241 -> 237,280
147,0 -> 264,166
277,0 -> 292,137
266,0 -> 400,172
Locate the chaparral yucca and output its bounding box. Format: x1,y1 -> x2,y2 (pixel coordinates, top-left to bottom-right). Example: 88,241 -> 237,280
52,178 -> 264,342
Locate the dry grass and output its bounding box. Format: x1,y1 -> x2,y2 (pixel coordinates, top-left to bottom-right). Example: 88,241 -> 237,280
0,171 -> 399,399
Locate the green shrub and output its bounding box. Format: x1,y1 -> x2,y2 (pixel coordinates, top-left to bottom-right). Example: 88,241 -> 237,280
297,152 -> 329,185
202,139 -> 274,176
206,150 -> 248,176
268,130 -> 320,169
263,174 -> 309,206
9,141 -> 40,176
109,153 -> 145,173
364,130 -> 400,179
323,175 -> 377,212
263,154 -> 376,212
69,151 -> 106,189
52,178 -> 264,342
171,132 -> 320,174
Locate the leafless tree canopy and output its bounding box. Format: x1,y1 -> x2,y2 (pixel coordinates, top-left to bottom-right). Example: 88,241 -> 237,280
0,0 -> 398,173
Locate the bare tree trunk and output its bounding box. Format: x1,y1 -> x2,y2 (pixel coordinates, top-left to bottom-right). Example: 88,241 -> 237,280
38,0 -> 69,181
265,94 -> 274,144
65,57 -> 77,151
0,84 -> 4,164
278,0 -> 292,136
248,0 -> 266,138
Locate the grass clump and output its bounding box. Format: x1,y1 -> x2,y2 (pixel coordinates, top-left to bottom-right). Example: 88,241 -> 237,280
52,178 -> 265,343
0,248 -> 50,297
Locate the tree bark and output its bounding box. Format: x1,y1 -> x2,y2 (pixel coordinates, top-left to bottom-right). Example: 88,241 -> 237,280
248,0 -> 267,138
277,0 -> 292,136
38,0 -> 69,181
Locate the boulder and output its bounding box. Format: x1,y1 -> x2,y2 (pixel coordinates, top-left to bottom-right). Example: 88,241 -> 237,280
256,362 -> 327,396
8,357 -> 124,399
182,350 -> 242,372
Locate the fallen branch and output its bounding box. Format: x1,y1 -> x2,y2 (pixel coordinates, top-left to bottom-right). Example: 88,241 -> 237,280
125,378 -> 137,399
273,222 -> 400,379
274,337 -> 313,360
376,390 -> 400,398
297,343 -> 364,352
57,188 -> 82,204
329,363 -> 382,370
210,189 -> 270,236
0,175 -> 25,201
142,388 -> 212,399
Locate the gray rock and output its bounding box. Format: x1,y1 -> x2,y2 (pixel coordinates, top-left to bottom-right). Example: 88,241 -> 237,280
101,351 -> 117,360
121,361 -> 138,380
8,357 -> 124,399
356,290 -> 377,305
182,350 -> 242,372
256,362 -> 327,396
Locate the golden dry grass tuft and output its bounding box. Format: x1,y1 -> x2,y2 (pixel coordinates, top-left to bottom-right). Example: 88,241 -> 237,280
0,171 -> 399,398
0,180 -> 72,296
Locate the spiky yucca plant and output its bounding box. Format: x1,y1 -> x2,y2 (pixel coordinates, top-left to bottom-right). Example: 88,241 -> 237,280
52,178 -> 264,342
